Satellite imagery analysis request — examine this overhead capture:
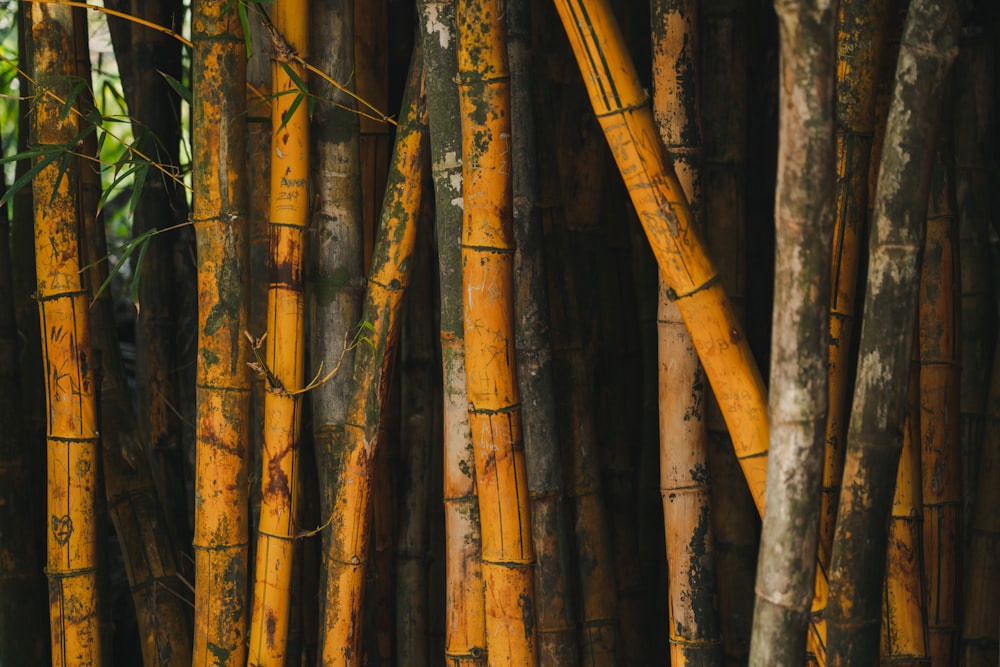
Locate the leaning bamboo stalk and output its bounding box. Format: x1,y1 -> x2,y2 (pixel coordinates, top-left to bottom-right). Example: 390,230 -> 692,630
246,0 -> 311,662
820,0 -> 892,573
881,336 -> 928,666
508,0 -> 579,661
962,335 -> 1000,667
318,50 -> 428,666
548,1 -> 836,662
416,1 -> 489,662
457,0 -> 539,663
651,0 -> 723,664
191,0 -> 252,662
825,0 -> 960,663
918,115 -> 961,667
29,3 -> 101,664
750,1 -> 836,665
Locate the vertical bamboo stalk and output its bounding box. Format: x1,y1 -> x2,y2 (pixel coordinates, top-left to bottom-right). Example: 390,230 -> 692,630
508,0 -> 579,662
318,51 -> 427,666
416,2 -> 489,663
881,338 -> 928,666
821,0 -> 893,574
457,1 -> 539,664
750,0 -> 836,664
651,0 -> 723,664
918,114 -> 961,667
29,4 -> 101,664
191,0 -> 252,662
825,0 -> 961,663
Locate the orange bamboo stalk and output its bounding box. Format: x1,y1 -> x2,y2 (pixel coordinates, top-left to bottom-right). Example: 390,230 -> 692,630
29,3 -> 102,664
918,120 -> 961,667
191,0 -> 252,662
881,338 -> 928,666
457,0 -> 538,663
318,51 -> 427,666
247,0 -> 311,662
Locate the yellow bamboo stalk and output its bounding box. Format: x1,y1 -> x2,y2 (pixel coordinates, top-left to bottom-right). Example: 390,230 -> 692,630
918,122 -> 961,667
457,0 -> 538,664
549,0 -> 832,661
319,51 -> 427,666
247,0 -> 310,662
191,0 -> 252,662
29,3 -> 101,664
881,337 -> 928,666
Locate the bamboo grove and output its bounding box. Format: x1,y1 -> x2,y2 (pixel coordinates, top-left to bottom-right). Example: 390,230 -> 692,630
1,0 -> 1000,665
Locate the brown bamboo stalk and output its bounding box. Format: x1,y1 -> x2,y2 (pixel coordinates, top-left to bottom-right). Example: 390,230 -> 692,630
918,111 -> 962,667
651,0 -> 723,664
318,50 -> 427,666
457,0 -> 539,662
825,0 -> 961,663
191,0 -> 252,661
881,334 -> 929,666
508,0 -> 579,662
962,335 -> 1000,667
29,3 -> 101,663
820,0 -> 893,575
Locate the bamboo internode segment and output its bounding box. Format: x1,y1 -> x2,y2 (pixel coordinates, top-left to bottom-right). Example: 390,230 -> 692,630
320,53 -> 427,666
247,1 -> 310,661
191,0 -> 252,664
29,4 -> 102,665
457,0 -> 538,664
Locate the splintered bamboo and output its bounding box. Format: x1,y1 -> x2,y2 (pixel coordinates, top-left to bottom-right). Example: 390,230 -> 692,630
508,0 -> 579,662
825,0 -> 960,663
881,339 -> 928,666
191,0 -> 252,663
651,0 -> 723,664
457,1 -> 539,664
821,0 -> 892,573
29,3 -> 101,664
319,51 -> 427,666
918,119 -> 961,667
549,1 -> 836,662
962,335 -> 1000,667
750,1 -> 836,665
416,0 -> 489,662
246,0 -> 310,662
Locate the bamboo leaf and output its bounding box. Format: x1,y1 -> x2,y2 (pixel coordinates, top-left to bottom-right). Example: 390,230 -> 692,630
158,70 -> 192,105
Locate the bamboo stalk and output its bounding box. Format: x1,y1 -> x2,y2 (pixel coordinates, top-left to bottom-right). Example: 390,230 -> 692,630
881,335 -> 928,666
416,1 -> 488,663
750,0 -> 836,664
825,0 -> 961,663
191,0 -> 252,662
508,0 -> 579,661
820,0 -> 893,574
457,0 -> 539,663
918,111 -> 962,667
29,4 -> 102,663
651,0 -> 723,664
318,50 -> 428,666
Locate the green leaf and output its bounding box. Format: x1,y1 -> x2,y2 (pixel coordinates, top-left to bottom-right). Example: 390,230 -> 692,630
158,70 -> 192,106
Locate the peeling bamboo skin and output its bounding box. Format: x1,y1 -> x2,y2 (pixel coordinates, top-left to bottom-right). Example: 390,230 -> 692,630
417,0 -> 489,661
320,56 -> 427,666
247,0 -> 311,657
651,0 -> 723,663
962,337 -> 1000,667
191,0 -> 252,663
821,0 -> 892,573
918,131 -> 961,667
457,0 -> 539,663
29,4 -> 102,665
750,1 -> 836,666
826,0 -> 960,664
881,346 -> 929,664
